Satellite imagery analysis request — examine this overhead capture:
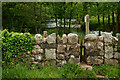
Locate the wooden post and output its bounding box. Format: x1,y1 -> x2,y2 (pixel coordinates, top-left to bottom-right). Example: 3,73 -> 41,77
118,34 -> 120,65
118,34 -> 120,47
85,15 -> 89,35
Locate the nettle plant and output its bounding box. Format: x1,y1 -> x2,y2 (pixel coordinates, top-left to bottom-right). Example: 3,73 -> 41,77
2,29 -> 36,66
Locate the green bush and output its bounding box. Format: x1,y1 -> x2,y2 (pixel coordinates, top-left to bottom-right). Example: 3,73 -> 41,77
2,29 -> 35,67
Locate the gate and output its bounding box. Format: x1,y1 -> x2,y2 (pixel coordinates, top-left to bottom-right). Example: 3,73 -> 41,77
80,35 -> 86,63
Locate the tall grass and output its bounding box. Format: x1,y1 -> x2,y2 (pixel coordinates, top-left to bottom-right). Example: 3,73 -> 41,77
2,63 -> 120,79
2,63 -> 96,78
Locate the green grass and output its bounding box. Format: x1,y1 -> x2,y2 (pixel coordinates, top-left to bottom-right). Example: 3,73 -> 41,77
0,67 -> 2,79
92,64 -> 120,78
2,63 -> 119,79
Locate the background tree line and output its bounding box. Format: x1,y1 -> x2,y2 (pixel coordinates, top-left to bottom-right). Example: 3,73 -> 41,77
2,2 -> 120,35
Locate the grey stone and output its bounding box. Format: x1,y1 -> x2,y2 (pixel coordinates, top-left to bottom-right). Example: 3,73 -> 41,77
99,36 -> 104,42
97,42 -> 103,50
34,54 -> 43,61
61,60 -> 67,65
57,35 -> 62,44
97,59 -> 103,64
114,52 -> 120,59
101,32 -> 112,43
35,34 -> 43,44
86,56 -> 103,64
50,60 -> 56,66
47,33 -> 56,44
32,61 -> 38,65
68,58 -> 75,64
74,52 -> 80,57
73,44 -> 80,52
105,59 -> 118,65
57,45 -> 66,53
85,34 -> 98,41
45,49 -> 56,59
87,56 -> 98,64
41,43 -> 57,49
68,33 -> 78,44
116,33 -> 119,39
62,34 -> 67,44
65,55 -> 70,60
30,58 -> 35,62
105,46 -> 113,59
86,50 -> 99,56
112,36 -> 118,46
43,31 -> 47,38
99,51 -> 104,56
98,56 -> 104,59
27,51 -> 31,55
67,45 -> 71,51
65,52 -> 71,56
34,45 -> 41,49
57,54 -> 65,60
32,49 -> 43,54
70,55 -> 75,59
75,58 -> 80,63
85,42 -> 95,50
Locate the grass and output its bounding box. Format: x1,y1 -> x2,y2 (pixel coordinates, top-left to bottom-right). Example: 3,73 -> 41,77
0,66 -> 1,79
2,63 -> 119,79
93,64 -> 120,78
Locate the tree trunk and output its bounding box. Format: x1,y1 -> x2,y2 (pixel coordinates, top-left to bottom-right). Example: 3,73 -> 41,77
45,4 -> 46,30
69,2 -> 73,33
55,14 -> 58,33
103,15 -> 105,26
34,2 -> 37,33
69,17 -> 71,33
112,11 -> 115,26
98,15 -> 100,25
64,2 -> 66,33
103,15 -> 105,31
112,11 -> 115,32
116,11 -> 119,33
77,13 -> 78,22
97,2 -> 100,25
20,20 -> 24,32
108,14 -> 110,31
39,3 -> 42,33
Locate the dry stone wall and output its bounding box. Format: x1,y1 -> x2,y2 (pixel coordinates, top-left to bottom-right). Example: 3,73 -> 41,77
30,31 -> 80,67
84,32 -> 120,65
29,31 -> 120,67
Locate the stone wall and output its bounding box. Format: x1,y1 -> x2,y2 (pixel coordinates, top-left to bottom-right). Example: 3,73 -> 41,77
84,32 -> 120,65
28,31 -> 120,67
30,31 -> 80,67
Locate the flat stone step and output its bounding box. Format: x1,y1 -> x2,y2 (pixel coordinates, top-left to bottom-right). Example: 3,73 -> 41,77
80,62 -> 92,70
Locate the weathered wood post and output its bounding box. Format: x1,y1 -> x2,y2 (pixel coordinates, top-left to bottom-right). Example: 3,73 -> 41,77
118,34 -> 120,65
118,34 -> 120,47
85,15 -> 89,35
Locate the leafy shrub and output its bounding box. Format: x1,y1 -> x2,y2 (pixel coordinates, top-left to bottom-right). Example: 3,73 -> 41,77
2,29 -> 35,67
